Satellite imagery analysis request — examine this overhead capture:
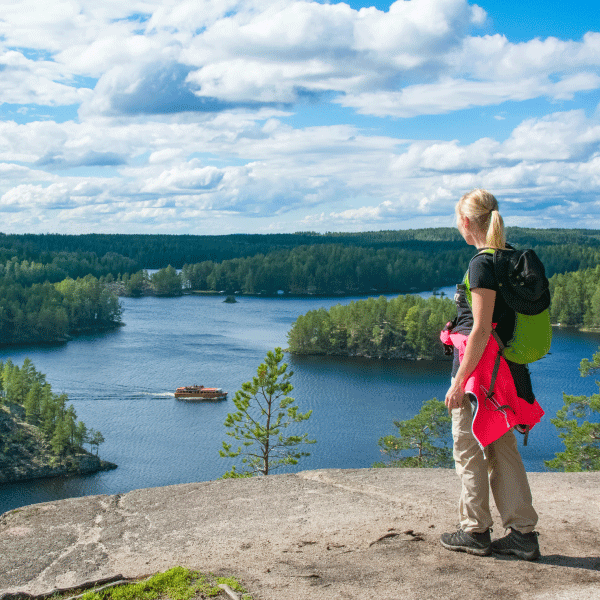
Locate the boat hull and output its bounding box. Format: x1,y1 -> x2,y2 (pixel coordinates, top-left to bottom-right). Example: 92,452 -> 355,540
174,385 -> 227,401
175,392 -> 227,401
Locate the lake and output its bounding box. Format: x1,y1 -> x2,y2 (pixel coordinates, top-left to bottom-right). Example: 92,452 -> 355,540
2,289 -> 600,514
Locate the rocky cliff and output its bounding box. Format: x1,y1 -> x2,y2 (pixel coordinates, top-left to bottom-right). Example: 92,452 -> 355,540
0,405 -> 116,484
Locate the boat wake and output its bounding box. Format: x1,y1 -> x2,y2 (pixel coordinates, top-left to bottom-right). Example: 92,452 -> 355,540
70,392 -> 176,402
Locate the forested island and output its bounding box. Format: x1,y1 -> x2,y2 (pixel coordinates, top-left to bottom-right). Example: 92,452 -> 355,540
0,359 -> 115,483
287,294 -> 455,359
548,265 -> 600,329
284,259 -> 600,359
1,228 -> 600,347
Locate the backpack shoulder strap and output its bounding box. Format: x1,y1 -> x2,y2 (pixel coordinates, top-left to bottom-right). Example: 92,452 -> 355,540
464,248 -> 496,307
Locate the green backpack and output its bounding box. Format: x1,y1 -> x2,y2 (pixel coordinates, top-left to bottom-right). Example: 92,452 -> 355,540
464,247 -> 552,364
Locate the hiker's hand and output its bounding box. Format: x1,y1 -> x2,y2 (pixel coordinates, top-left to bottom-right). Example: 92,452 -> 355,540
445,382 -> 465,412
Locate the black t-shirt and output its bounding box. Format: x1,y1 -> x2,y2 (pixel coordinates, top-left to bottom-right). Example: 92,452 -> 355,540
453,251 -> 515,346
450,249 -> 535,403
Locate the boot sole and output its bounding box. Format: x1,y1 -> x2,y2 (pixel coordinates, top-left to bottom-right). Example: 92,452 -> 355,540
491,547 -> 541,561
440,539 -> 492,556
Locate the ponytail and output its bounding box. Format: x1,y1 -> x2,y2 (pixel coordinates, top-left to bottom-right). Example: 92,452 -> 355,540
485,209 -> 506,250
456,189 -> 506,249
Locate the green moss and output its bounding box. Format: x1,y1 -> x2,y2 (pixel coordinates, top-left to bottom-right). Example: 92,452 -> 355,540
73,567 -> 250,600
213,577 -> 252,600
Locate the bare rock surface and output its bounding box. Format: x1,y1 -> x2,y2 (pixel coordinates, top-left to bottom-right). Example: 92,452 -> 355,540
1,468 -> 599,600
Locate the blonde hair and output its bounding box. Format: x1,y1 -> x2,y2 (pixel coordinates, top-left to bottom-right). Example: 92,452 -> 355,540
455,188 -> 506,249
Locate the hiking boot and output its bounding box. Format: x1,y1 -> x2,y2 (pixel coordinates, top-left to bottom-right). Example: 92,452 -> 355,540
491,528 -> 540,561
440,528 -> 492,556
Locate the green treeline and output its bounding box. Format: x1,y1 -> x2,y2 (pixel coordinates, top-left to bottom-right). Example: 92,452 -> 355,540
136,232 -> 600,297
1,358 -> 104,461
180,245 -> 469,294
0,275 -> 122,346
0,238 -> 126,346
0,253 -> 137,285
175,240 -> 600,297
549,266 -> 600,328
285,254 -> 600,361
0,230 -> 471,269
3,228 -> 600,345
2,227 -> 600,274
119,266 -> 183,297
287,294 -> 456,359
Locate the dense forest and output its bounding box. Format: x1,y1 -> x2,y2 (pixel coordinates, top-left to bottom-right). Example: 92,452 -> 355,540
177,241 -> 600,297
549,266 -> 600,328
2,228 -> 600,345
287,294 -> 456,359
0,230 -> 474,269
0,275 -> 122,346
2,227 -> 600,273
121,236 -> 600,298
179,245 -> 467,295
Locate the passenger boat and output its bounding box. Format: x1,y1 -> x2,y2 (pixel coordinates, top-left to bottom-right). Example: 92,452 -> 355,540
174,385 -> 228,400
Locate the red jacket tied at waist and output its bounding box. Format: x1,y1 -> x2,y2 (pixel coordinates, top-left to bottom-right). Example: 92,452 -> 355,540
440,327 -> 544,448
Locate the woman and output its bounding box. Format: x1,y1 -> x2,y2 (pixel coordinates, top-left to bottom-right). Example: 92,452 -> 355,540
440,189 -> 541,561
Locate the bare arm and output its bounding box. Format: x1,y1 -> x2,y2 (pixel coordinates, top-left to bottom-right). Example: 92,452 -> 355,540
445,287 -> 496,411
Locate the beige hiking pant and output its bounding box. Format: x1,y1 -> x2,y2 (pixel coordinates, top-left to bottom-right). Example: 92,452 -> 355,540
452,394 -> 538,534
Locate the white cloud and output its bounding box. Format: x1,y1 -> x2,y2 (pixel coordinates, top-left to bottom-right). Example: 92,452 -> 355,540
0,183 -> 78,210
339,31 -> 600,117
1,103 -> 599,231
149,148 -> 185,164
453,32 -> 600,80
1,0 -> 597,119
0,0 -> 154,52
0,50 -> 94,106
501,109 -> 600,161
1,0 -> 491,112
140,163 -> 225,193
0,0 -> 599,233
337,73 -> 600,117
178,0 -> 486,106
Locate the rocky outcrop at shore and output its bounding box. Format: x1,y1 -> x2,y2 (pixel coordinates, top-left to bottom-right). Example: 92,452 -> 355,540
0,453 -> 117,484
0,406 -> 116,484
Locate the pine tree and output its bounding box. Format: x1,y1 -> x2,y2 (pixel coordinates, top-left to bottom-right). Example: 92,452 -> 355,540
220,347 -> 315,477
51,418 -> 69,461
24,381 -> 43,425
40,387 -> 58,438
545,349 -> 600,471
374,398 -> 453,468
89,430 -> 105,456
2,360 -> 17,404
75,421 -> 88,449
64,405 -> 78,450
0,359 -> 5,405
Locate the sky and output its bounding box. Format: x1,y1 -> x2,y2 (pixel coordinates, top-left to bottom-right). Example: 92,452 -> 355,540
0,0 -> 599,235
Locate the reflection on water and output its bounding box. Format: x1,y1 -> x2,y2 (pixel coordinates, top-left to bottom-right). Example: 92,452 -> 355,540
1,289 -> 599,514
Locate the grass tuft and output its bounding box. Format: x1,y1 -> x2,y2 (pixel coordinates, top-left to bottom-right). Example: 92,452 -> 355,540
70,567 -> 251,600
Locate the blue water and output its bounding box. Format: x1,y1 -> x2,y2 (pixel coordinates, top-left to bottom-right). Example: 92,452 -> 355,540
1,289 -> 599,514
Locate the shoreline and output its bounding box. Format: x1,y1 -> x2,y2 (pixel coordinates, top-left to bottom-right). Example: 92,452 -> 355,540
288,349 -> 451,360
120,288 -> 452,299
0,322 -> 124,349
0,457 -> 117,485
551,323 -> 600,333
